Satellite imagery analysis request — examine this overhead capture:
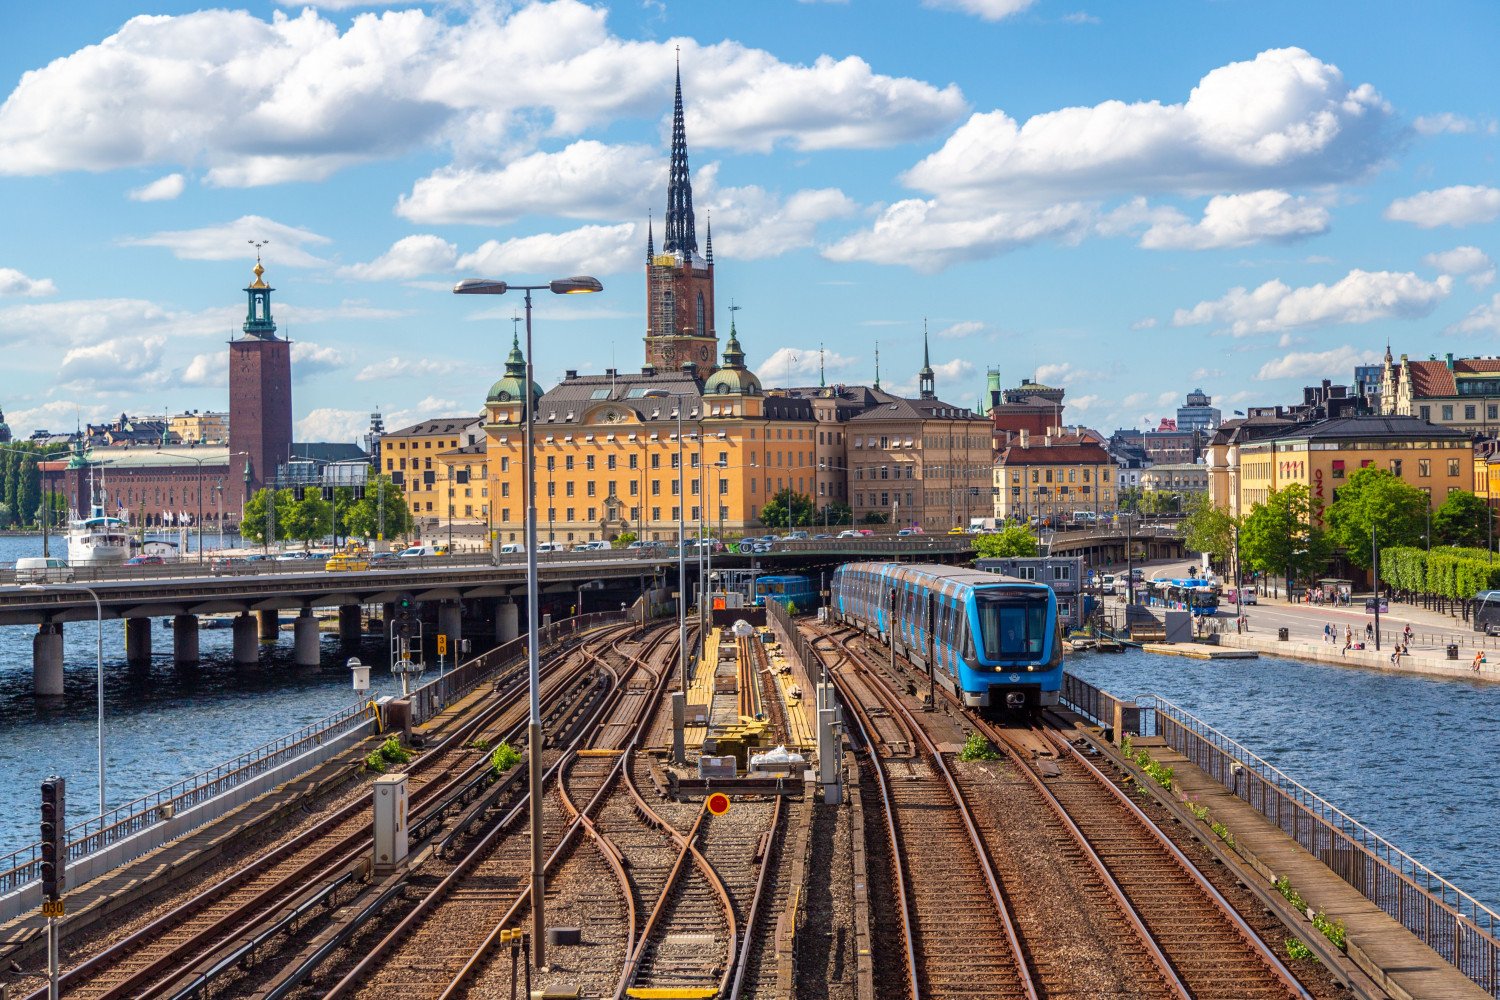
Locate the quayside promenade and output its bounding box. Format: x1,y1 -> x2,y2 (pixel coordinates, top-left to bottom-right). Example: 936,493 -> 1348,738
0,602 -> 1493,1000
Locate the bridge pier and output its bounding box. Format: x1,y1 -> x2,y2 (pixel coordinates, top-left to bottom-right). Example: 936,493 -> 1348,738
125,617 -> 153,666
173,615 -> 200,665
381,603 -> 396,647
439,601 -> 462,658
294,609 -> 320,667
33,622 -> 63,697
257,609 -> 280,642
232,614 -> 258,665
339,604 -> 363,650
494,599 -> 518,644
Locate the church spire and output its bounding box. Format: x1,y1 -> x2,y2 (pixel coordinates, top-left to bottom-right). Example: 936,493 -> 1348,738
646,212 -> 655,263
874,341 -> 881,391
819,342 -> 826,389
723,302 -> 745,368
705,212 -> 713,266
918,318 -> 936,399
663,52 -> 698,258
242,242 -> 277,340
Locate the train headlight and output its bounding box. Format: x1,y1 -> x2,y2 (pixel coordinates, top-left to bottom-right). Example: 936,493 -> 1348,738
1005,692 -> 1026,709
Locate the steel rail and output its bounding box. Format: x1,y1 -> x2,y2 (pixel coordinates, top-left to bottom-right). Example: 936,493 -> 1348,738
826,633 -> 1039,1000
726,793 -> 786,1000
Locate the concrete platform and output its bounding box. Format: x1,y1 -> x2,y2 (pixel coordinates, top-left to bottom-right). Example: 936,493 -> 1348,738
1221,631 -> 1500,682
1140,736 -> 1490,1000
1140,642 -> 1259,660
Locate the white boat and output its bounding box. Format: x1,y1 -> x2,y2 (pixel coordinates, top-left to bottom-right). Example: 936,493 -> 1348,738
67,504 -> 131,565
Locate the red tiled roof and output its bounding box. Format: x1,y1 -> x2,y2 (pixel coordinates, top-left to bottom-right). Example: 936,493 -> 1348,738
1407,358 -> 1500,398
998,442 -> 1111,465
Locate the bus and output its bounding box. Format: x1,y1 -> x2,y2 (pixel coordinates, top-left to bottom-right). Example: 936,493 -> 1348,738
1149,578 -> 1221,616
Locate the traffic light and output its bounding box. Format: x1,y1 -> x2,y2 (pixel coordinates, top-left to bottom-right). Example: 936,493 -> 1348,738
40,776 -> 66,901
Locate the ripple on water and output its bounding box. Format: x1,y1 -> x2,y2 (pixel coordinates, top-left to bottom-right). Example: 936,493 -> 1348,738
1068,646 -> 1500,911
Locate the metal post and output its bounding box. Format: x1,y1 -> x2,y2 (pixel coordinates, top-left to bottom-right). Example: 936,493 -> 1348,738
1372,525 -> 1381,652
521,288 -> 547,969
47,915 -> 57,1000
677,406 -> 686,703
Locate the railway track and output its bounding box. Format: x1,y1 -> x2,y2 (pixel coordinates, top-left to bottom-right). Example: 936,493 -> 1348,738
825,622 -> 1314,1000
26,621 -> 636,1000
826,635 -> 1037,1000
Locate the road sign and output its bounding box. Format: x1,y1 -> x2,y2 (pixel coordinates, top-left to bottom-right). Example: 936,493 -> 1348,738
437,633 -> 448,657
706,792 -> 731,816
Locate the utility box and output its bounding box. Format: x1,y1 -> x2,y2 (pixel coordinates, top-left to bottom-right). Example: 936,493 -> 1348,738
699,755 -> 737,779
372,773 -> 409,874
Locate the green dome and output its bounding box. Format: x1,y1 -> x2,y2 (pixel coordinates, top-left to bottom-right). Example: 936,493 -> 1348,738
705,318 -> 761,395
488,334 -> 541,404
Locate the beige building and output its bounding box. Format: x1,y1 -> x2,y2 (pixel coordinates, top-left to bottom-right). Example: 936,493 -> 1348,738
993,430 -> 1115,522
381,416 -> 486,526
169,410 -> 229,445
1380,349 -> 1500,434
1139,463 -> 1209,493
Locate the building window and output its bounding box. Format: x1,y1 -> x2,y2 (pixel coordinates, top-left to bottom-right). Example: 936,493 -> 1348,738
1443,405 -> 1454,421
652,480 -> 661,496
1419,406 -> 1431,421
1449,458 -> 1461,477
1467,405 -> 1477,421
1390,459 -> 1403,477
585,455 -> 595,471
607,455 -> 617,470
1418,459 -> 1430,477
587,481 -> 596,497
565,456 -> 574,471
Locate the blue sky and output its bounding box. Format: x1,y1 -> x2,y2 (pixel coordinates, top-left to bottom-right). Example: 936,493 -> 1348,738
1,0 -> 1497,442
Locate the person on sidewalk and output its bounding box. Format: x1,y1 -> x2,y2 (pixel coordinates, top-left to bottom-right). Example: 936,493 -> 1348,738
1345,624 -> 1353,650
1403,623 -> 1414,646
1475,650 -> 1487,672
1365,622 -> 1374,641
1323,623 -> 1333,643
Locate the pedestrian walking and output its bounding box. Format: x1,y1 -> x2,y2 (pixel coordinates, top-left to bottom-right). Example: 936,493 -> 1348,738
1403,623 -> 1413,645
1365,621 -> 1374,641
1323,623 -> 1333,643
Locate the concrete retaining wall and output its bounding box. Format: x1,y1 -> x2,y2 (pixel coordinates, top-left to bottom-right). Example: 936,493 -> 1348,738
1219,631 -> 1500,684
0,716 -> 377,923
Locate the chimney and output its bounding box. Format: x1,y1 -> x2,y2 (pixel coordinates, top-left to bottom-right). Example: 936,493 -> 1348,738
642,364 -> 656,376
564,369 -> 578,380
604,367 -> 616,377
1019,429 -> 1029,448
1044,431 -> 1053,447
1446,352 -> 1456,370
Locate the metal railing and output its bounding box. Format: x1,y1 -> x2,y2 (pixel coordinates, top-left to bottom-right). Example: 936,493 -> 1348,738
0,698 -> 375,897
405,610 -> 627,725
1059,672 -> 1121,729
1136,694 -> 1500,996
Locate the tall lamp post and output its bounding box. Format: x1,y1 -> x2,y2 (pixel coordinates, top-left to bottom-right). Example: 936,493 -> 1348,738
453,273 -> 602,970
161,449 -> 247,562
23,584 -> 105,817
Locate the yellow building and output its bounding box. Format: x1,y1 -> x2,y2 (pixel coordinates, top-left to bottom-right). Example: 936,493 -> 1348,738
169,410 -> 229,445
381,416 -> 486,530
993,430 -> 1115,522
1237,415 -> 1472,524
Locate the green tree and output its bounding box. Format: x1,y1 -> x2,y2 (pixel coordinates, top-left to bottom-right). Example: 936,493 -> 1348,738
17,458 -> 40,527
1432,490 -> 1491,549
1178,493 -> 1235,565
3,451 -> 20,516
342,474 -> 414,541
611,531 -> 638,549
1239,484 -> 1332,590
817,500 -> 853,527
760,488 -> 814,529
285,490 -> 334,547
862,511 -> 889,525
973,523 -> 1040,558
240,487 -> 296,545
1117,486 -> 1143,514
0,501 -> 13,529
1325,466 -> 1428,568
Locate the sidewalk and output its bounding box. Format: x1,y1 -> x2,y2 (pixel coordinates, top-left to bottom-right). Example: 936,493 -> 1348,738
1218,629 -> 1500,684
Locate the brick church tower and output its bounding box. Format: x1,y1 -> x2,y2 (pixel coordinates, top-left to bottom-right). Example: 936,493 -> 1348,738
644,61 -> 717,371
229,255 -> 293,497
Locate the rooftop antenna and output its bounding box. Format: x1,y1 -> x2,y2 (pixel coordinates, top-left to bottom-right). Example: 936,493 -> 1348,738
819,342 -> 826,388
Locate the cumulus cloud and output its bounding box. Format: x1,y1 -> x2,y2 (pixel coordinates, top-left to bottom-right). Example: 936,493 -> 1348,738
1448,294 -> 1500,337
1138,190 -> 1330,250
934,321 -> 984,340
1385,185 -> 1500,228
921,0 -> 1037,20
6,401 -> 113,439
1255,346 -> 1380,381
59,335 -> 171,390
455,224 -> 639,279
1172,269 -> 1453,336
1034,362 -> 1102,384
824,198 -> 1094,272
705,181 -> 858,260
127,173 -> 185,202
0,297 -> 235,347
355,357 -> 461,382
1413,113 -> 1496,136
1424,246 -> 1495,289
0,3 -> 963,187
338,235 -> 459,281
296,408 -> 370,443
757,346 -> 857,385
1069,393 -> 1099,410
0,268 -> 56,297
1130,317 -> 1158,330
120,215 -> 332,267
904,48 -> 1390,203
181,351 -> 227,387
291,341 -> 348,377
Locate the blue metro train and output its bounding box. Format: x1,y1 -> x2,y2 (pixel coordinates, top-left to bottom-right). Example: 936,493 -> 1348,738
754,574 -> 819,613
831,562 -> 1063,711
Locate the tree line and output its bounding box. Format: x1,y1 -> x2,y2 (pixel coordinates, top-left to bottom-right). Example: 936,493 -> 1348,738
238,474 -> 414,546
0,443 -> 69,530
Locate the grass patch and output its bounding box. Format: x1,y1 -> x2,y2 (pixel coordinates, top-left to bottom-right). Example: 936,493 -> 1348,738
1122,741 -> 1174,792
1313,911 -> 1347,950
469,737 -> 490,752
1186,800 -> 1210,822
959,731 -> 1000,761
1274,874 -> 1306,912
490,741 -> 522,774
365,737 -> 413,773
1209,820 -> 1236,849
1285,938 -> 1316,961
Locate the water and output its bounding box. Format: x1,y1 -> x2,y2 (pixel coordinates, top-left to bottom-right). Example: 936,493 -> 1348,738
0,534 -> 403,858
1069,647 -> 1500,912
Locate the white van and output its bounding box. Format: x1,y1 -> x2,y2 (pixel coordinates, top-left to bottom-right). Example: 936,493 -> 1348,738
535,542 -> 566,553
398,544 -> 438,558
498,543 -> 525,555
16,557 -> 73,583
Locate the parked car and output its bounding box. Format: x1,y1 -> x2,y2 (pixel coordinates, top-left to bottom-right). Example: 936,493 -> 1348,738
368,551 -> 398,566
15,557 -> 73,583
125,555 -> 166,566
897,528 -> 914,537
576,540 -> 611,551
857,528 -> 875,537
837,529 -> 861,539
787,531 -> 810,540
324,545 -> 370,572
813,533 -> 833,540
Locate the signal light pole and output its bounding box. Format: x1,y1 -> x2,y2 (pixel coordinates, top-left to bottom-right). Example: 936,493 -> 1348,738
41,775 -> 66,1000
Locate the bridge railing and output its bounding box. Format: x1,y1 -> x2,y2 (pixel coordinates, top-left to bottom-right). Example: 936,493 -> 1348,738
0,698 -> 375,898
1059,672 -> 1121,729
1134,694 -> 1500,996
405,610 -> 629,726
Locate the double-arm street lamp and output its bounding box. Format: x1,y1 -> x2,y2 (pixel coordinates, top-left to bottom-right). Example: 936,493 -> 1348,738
22,584 -> 105,817
453,274 -> 601,970
642,389 -> 698,710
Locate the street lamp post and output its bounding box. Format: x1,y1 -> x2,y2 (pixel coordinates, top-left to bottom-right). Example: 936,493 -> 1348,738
453,273 -> 602,971
23,584 -> 105,817
161,450 -> 246,562
643,390 -> 697,713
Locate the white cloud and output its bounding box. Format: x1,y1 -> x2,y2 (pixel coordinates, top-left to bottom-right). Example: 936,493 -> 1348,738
1061,11 -> 1100,24
1385,185 -> 1500,228
398,142 -> 660,226
0,298 -> 235,347
59,335 -> 171,390
1192,368 -> 1224,379
1035,361 -> 1101,384
1424,245 -> 1495,289
824,198 -> 1094,272
1255,346 -> 1380,381
127,173 -> 185,202
904,48 -> 1390,203
1121,392 -> 1148,408
291,341 -> 347,377
455,224 -> 639,279
0,268 -> 56,297
1156,391 -> 1179,407
1139,190 -> 1330,250
6,400 -> 112,439
1448,294 -> 1500,337
278,301 -> 412,324
705,183 -> 858,260
921,0 -> 1037,20
0,4 -> 963,186
934,321 -> 984,340
296,408 -> 369,443
758,346 -> 857,385
120,215 -> 332,267
1413,113 -> 1496,136
1130,317 -> 1158,330
1069,393 -> 1099,410
1172,269 -> 1453,336
355,356 -> 460,382
181,351 -> 227,387
338,235 -> 459,281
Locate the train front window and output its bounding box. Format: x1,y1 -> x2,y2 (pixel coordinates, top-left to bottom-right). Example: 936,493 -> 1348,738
975,592 -> 1048,660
